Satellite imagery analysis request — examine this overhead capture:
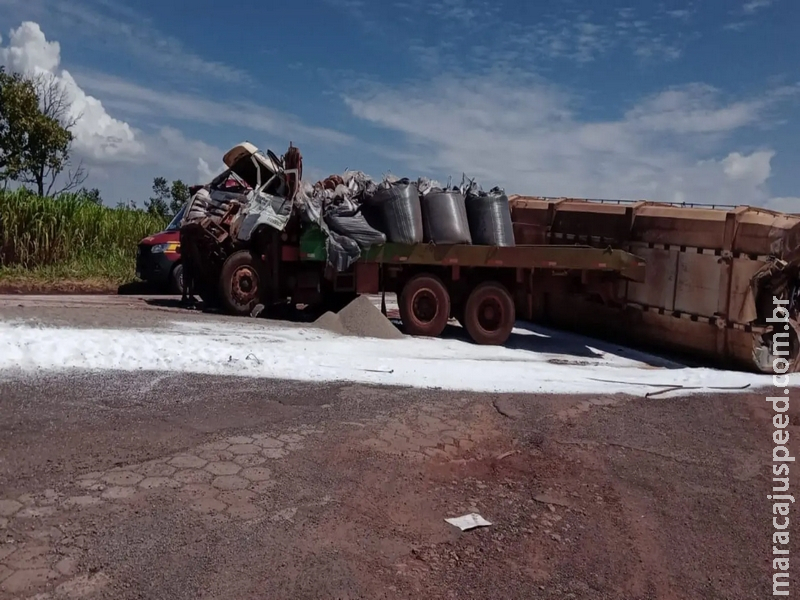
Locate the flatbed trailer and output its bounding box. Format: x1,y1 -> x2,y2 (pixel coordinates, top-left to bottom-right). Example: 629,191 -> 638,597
217,228 -> 646,345
179,141 -> 647,345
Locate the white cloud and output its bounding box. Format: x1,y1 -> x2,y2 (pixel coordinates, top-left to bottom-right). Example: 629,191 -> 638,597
0,20 -> 247,203
721,150 -> 774,184
344,74 -> 794,206
73,71 -> 355,146
0,21 -> 144,163
0,0 -> 251,84
723,21 -> 749,32
666,8 -> 694,20
763,197 -> 800,213
0,20 -> 59,72
197,158 -> 217,183
624,84 -> 770,134
742,0 -> 775,14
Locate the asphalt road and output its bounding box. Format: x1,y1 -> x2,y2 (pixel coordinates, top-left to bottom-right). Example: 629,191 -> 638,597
0,297 -> 796,599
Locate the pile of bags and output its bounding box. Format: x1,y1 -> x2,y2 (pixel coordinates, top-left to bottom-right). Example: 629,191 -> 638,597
296,172 -> 515,271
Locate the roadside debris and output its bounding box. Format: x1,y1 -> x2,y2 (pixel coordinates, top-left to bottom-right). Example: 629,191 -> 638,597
533,493 -> 573,509
445,513 -> 492,531
337,295 -> 404,339
313,295 -> 403,340
495,450 -> 520,461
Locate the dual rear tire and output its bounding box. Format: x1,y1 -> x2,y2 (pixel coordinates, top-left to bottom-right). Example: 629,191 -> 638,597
462,281 -> 515,345
399,274 -> 515,345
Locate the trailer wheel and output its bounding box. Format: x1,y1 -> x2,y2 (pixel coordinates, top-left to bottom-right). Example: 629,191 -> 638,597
463,281 -> 515,345
220,251 -> 262,316
399,274 -> 451,338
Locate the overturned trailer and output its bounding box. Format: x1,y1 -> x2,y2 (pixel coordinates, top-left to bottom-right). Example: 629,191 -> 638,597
179,142 -> 648,346
508,196 -> 800,373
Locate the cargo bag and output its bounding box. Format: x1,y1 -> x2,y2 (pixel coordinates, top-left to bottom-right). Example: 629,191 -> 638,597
324,205 -> 387,249
420,188 -> 472,244
367,178 -> 424,244
465,185 -> 515,246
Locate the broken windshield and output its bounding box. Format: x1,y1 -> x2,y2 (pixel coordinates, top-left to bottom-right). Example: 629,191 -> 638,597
165,203 -> 188,231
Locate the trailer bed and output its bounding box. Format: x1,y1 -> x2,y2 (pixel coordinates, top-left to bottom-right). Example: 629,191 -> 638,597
358,243 -> 646,281
298,227 -> 646,281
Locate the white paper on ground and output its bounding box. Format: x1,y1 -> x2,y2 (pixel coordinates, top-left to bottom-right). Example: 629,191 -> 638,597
445,513 -> 492,531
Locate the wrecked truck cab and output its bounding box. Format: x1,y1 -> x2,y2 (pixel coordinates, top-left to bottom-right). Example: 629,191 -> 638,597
223,142 -> 286,196
225,143 -> 295,240
179,141 -> 304,316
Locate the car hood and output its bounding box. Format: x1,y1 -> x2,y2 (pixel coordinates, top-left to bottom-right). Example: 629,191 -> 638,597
139,231 -> 180,245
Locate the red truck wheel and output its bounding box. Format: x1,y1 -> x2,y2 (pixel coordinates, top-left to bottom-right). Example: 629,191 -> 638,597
220,251 -> 261,316
463,281 -> 515,345
399,274 -> 451,338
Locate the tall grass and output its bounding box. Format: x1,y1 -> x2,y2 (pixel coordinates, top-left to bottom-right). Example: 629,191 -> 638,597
0,188 -> 168,283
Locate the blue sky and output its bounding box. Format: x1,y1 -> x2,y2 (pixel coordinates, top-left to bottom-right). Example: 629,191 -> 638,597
0,0 -> 797,210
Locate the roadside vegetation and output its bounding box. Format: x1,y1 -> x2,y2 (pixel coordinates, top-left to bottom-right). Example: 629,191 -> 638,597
0,65 -> 192,291
0,188 -> 168,289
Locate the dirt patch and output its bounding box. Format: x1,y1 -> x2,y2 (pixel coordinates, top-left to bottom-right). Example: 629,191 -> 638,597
314,295 -> 404,340
0,361 -> 790,599
0,278 -> 169,296
0,279 -> 119,295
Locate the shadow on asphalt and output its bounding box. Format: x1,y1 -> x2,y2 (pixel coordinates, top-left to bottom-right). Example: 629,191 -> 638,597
139,294 -> 686,370
439,321 -> 685,369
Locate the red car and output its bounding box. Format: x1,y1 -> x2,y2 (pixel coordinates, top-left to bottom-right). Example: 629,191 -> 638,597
135,204 -> 186,293
135,180 -> 248,293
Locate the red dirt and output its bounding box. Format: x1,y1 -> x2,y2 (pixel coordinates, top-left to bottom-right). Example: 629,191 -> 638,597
0,300 -> 795,599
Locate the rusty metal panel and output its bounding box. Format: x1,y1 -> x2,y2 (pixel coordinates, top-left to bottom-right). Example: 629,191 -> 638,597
512,222 -> 547,245
355,262 -> 380,294
510,195 -> 800,256
625,247 -> 677,310
359,243 -> 646,281
735,209 -> 800,257
674,253 -> 722,317
509,200 -> 551,227
632,206 -> 728,248
550,202 -> 630,241
507,194 -> 800,373
728,258 -> 765,321
280,245 -> 299,262
541,293 -> 722,360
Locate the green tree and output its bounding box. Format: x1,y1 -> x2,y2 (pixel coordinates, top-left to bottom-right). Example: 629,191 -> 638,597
146,176 -> 189,218
169,179 -> 189,214
0,67 -> 39,184
145,176 -> 170,219
0,68 -> 86,196
77,186 -> 102,205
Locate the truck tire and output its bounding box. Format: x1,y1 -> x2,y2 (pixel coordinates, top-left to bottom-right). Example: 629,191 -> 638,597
399,273 -> 451,338
169,263 -> 183,295
219,251 -> 262,316
463,281 -> 515,345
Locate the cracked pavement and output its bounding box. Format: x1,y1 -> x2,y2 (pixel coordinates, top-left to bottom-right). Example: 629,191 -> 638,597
0,370 -> 793,600
0,297 -> 795,599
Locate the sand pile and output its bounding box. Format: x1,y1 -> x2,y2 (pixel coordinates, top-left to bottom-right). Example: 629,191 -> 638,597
312,311 -> 348,335
313,295 -> 404,339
